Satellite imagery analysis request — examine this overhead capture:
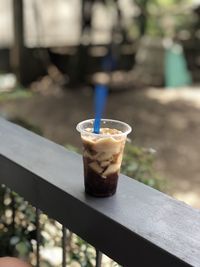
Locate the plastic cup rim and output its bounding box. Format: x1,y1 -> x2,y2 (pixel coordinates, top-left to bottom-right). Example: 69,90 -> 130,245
76,118 -> 132,138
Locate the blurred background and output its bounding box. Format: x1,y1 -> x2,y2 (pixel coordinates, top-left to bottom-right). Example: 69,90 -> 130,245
0,0 -> 200,266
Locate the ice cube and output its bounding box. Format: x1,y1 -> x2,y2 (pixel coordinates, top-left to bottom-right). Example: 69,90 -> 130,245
100,160 -> 110,168
94,138 -> 122,154
102,163 -> 120,177
97,152 -> 113,161
83,150 -> 93,159
89,162 -> 103,174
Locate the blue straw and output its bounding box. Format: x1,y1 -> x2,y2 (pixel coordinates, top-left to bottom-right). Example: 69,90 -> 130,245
93,84 -> 108,134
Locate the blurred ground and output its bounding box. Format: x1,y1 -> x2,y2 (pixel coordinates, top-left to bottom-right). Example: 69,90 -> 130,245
0,86 -> 200,209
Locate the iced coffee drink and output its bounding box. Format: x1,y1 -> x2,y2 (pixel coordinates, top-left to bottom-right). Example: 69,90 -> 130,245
77,119 -> 132,197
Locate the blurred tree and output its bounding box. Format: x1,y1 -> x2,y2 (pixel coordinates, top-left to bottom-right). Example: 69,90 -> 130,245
133,0 -> 194,38
10,0 -> 25,84
134,0 -> 149,36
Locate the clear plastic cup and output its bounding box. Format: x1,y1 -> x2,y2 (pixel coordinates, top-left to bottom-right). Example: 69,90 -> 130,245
76,119 -> 132,197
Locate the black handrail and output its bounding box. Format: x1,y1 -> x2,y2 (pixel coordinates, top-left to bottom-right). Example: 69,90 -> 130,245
0,117 -> 200,267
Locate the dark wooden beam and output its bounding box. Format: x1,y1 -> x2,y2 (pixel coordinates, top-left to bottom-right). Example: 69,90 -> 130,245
10,0 -> 25,83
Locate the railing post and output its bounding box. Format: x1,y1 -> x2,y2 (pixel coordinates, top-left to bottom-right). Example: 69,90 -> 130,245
62,226 -> 67,267
95,249 -> 102,267
36,208 -> 41,267
11,191 -> 16,236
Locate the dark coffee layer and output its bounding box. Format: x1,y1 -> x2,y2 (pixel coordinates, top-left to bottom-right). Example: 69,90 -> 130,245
84,165 -> 118,197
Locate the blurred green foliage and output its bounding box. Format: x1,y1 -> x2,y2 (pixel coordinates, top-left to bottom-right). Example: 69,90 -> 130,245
0,186 -> 38,258
0,88 -> 32,102
132,0 -> 194,38
67,234 -> 95,267
122,143 -> 164,190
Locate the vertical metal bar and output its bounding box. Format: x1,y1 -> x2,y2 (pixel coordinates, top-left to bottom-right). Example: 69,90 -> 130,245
11,191 -> 16,235
62,225 -> 67,267
95,249 -> 102,267
36,208 -> 40,267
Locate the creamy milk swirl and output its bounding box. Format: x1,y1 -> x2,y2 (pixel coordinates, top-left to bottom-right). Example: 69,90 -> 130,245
82,128 -> 125,178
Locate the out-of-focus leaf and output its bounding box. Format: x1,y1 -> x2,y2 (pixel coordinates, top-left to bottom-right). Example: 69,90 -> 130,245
10,236 -> 20,246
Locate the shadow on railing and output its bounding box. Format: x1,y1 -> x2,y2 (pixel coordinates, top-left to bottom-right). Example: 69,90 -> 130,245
0,118 -> 200,267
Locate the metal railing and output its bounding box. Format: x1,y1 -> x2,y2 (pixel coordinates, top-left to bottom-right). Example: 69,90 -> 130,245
0,117 -> 200,267
33,208 -> 103,267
